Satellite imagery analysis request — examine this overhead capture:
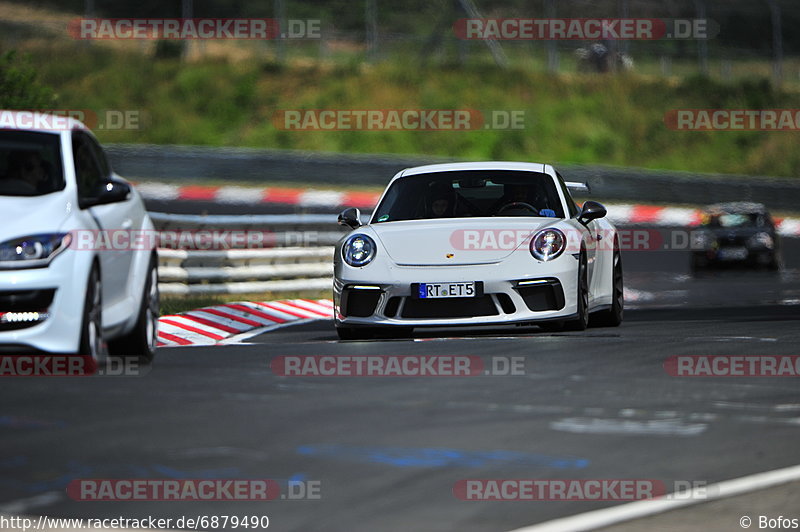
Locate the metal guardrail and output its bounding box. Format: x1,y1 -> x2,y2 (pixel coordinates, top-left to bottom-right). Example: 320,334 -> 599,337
151,213 -> 342,295
157,247 -> 334,296
109,143 -> 800,212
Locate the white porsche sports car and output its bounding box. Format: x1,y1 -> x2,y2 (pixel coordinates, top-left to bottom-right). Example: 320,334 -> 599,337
0,111 -> 158,363
333,162 -> 623,340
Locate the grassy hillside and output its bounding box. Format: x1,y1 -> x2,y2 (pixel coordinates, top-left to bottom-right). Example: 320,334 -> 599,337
3,2 -> 800,177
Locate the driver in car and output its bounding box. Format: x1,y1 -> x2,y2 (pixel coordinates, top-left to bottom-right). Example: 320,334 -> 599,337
4,150 -> 50,193
492,183 -> 556,216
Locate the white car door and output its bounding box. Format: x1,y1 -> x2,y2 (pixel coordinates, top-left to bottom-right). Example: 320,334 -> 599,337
72,132 -> 137,310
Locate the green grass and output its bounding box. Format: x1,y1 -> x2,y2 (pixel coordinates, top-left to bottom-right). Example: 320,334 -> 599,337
8,36 -> 800,177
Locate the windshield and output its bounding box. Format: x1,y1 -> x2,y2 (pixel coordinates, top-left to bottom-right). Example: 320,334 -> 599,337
0,130 -> 65,197
704,212 -> 763,228
372,170 -> 565,223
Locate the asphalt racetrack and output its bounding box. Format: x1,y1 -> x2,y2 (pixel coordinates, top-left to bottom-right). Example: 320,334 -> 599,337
1,225 -> 799,532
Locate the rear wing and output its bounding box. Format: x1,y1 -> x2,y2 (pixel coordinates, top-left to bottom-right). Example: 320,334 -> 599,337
565,181 -> 591,194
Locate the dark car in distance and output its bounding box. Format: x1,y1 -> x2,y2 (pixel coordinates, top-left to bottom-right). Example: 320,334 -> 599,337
691,202 -> 782,272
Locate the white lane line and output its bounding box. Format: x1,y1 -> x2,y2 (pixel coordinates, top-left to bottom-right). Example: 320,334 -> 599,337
506,463 -> 800,532
549,417 -> 707,436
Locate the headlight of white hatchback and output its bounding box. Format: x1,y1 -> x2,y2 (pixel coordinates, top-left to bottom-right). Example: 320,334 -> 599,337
0,233 -> 72,269
342,234 -> 377,267
529,228 -> 566,262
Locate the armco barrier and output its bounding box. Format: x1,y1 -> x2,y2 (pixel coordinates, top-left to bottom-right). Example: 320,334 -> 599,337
157,248 -> 335,295
151,213 -> 343,295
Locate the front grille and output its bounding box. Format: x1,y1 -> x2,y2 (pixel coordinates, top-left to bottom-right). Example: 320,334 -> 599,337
0,289 -> 55,331
516,280 -> 565,311
496,293 -> 516,314
401,295 -> 499,319
0,289 -> 56,311
384,297 -> 401,318
342,289 -> 381,318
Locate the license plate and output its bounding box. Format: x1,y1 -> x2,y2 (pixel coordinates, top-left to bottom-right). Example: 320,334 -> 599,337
417,282 -> 476,299
717,247 -> 748,261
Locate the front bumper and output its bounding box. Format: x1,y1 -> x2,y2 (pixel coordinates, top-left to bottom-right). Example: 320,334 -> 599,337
0,250 -> 91,353
693,247 -> 776,266
334,252 -> 580,328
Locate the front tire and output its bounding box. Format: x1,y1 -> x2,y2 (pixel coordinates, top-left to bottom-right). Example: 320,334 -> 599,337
592,246 -> 623,327
108,255 -> 159,363
78,264 -> 105,364
564,251 -> 589,331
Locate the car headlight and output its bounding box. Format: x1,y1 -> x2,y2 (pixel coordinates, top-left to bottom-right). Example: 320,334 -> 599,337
748,232 -> 774,249
529,228 -> 566,261
0,233 -> 72,269
342,234 -> 377,267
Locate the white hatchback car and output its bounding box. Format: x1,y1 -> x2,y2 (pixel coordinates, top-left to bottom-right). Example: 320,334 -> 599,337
0,111 -> 158,363
334,162 -> 623,339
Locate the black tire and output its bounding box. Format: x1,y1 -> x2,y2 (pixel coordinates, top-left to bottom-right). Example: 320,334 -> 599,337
78,264 -> 105,363
591,247 -> 623,327
108,255 -> 159,363
564,250 -> 589,331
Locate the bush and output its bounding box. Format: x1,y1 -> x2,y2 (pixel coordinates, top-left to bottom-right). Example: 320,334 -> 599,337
0,50 -> 56,109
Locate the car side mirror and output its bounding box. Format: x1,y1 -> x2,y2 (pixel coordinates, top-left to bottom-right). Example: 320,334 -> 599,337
578,200 -> 607,225
338,207 -> 362,229
81,179 -> 131,208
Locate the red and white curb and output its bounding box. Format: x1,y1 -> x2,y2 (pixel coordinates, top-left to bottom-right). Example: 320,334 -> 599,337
157,298 -> 334,347
135,181 -> 800,237
606,204 -> 800,237
135,182 -> 381,209
157,290 -> 660,346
